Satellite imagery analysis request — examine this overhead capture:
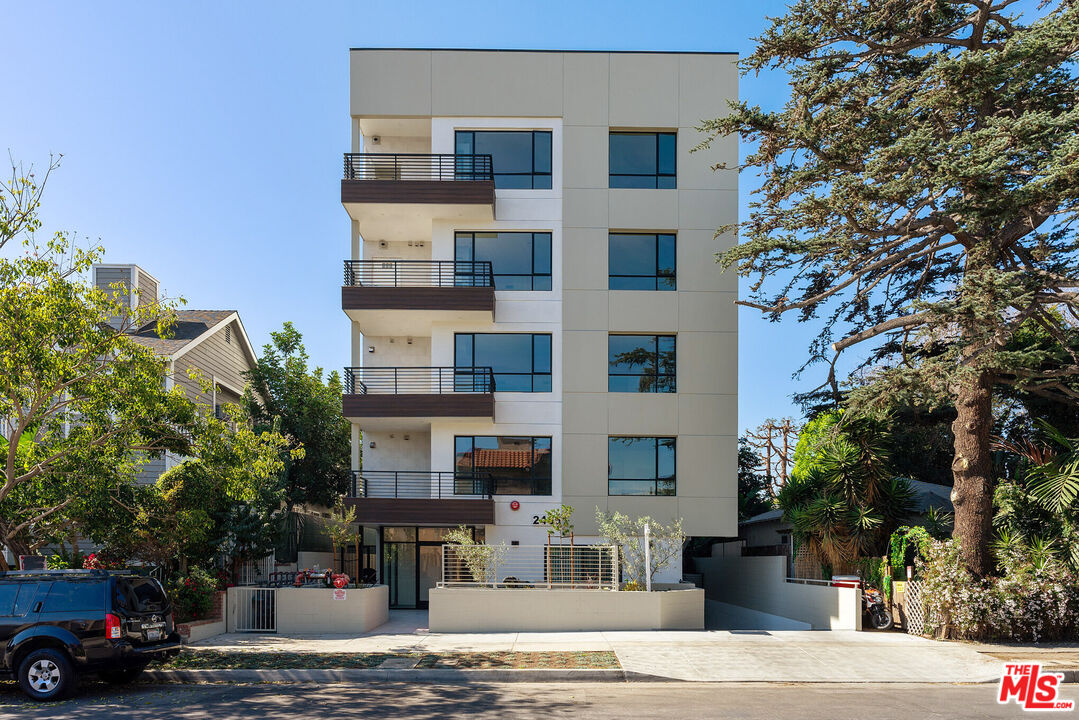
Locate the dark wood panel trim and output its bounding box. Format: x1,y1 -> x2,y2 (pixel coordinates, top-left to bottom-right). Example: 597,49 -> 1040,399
342,393 -> 494,418
342,286 -> 495,312
341,179 -> 495,205
344,497 -> 495,525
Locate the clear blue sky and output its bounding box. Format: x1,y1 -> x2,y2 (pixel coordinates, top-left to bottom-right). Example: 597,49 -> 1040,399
2,0 -> 856,435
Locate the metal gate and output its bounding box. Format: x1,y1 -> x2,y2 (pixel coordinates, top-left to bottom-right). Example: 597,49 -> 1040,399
905,580 -> 926,635
233,588 -> 277,632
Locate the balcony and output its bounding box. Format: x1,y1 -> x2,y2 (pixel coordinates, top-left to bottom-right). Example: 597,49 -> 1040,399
342,367 -> 495,428
342,260 -> 495,336
345,471 -> 495,525
341,153 -> 496,230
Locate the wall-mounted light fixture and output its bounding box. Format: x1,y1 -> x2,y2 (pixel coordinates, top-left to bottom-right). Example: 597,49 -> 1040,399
368,346 -> 375,353
369,441 -> 376,449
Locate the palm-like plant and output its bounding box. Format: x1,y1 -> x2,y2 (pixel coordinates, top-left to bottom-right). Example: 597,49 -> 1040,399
991,421 -> 1079,571
778,424 -> 915,568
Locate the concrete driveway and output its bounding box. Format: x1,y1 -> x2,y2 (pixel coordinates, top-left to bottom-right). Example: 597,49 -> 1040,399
191,610 -> 1004,683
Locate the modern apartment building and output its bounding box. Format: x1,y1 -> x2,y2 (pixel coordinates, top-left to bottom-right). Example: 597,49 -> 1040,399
341,49 -> 738,608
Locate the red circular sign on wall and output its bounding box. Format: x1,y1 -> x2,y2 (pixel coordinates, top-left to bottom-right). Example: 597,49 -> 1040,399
509,500 -> 520,511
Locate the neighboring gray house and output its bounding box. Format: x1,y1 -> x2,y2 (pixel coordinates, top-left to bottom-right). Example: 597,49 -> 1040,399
92,264 -> 259,485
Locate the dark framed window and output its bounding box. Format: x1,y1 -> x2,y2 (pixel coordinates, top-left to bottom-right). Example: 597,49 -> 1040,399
609,233 -> 676,290
609,437 -> 676,496
455,231 -> 552,291
609,132 -> 676,188
0,585 -> 17,616
455,436 -> 552,495
455,333 -> 552,392
456,130 -> 552,189
41,581 -> 105,613
609,335 -> 676,393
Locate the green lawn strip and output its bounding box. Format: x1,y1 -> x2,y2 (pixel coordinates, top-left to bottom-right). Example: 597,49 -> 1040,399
162,649 -> 620,671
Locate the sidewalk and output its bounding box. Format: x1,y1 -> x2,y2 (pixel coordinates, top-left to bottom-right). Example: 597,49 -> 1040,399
188,611 -> 1007,683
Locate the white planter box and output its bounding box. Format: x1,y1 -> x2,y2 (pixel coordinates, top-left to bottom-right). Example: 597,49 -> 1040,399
429,585 -> 704,632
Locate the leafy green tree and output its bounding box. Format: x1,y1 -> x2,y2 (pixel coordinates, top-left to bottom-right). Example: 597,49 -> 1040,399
0,236 -> 191,565
537,504 -> 576,540
325,501 -> 357,569
791,411 -> 843,481
85,399 -> 291,574
595,509 -> 685,588
0,156 -> 58,253
704,1 -> 1079,575
244,322 -> 351,515
737,438 -> 772,521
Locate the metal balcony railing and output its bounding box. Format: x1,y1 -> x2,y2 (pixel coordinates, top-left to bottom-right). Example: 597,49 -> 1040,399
350,471 -> 494,499
440,544 -> 620,590
343,367 -> 495,394
343,260 -> 494,288
343,153 -> 494,182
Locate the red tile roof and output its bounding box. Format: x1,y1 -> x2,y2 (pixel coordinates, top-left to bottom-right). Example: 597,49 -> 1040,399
457,448 -> 550,470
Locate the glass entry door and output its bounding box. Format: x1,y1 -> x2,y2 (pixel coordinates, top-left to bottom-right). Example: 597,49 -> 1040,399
418,545 -> 442,606
382,527 -> 475,609
383,529 -> 417,609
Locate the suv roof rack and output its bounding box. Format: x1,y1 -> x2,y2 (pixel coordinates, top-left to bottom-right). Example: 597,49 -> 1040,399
0,569 -> 125,578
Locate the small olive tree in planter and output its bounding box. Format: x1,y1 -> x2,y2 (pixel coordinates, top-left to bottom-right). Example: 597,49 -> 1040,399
443,525 -> 507,586
596,509 -> 685,590
325,501 -> 357,574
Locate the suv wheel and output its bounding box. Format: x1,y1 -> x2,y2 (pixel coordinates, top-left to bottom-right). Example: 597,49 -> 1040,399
100,665 -> 146,684
18,648 -> 75,701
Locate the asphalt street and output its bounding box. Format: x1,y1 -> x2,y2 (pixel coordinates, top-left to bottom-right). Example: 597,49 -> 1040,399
0,680 -> 1059,719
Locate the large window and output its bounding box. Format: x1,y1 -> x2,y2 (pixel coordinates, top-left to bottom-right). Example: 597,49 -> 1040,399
609,335 -> 676,393
456,436 -> 552,495
455,232 -> 552,291
609,233 -> 676,290
608,437 -> 676,496
456,130 -> 552,189
455,333 -> 552,392
609,132 -> 676,188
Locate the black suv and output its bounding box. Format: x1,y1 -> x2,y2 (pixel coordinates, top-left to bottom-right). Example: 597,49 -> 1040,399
0,569 -> 181,700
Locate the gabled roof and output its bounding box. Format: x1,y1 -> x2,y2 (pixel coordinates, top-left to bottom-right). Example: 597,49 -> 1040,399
129,310 -> 258,368
909,479 -> 954,514
739,480 -> 955,528
742,508 -> 784,526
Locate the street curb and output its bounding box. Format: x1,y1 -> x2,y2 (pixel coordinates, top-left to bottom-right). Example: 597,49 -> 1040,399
141,668 -> 1079,685
143,668 -> 631,684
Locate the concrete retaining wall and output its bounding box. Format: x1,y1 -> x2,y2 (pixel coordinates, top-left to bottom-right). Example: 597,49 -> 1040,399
225,585 -> 389,634
274,585 -> 389,634
694,555 -> 861,630
429,585 -> 704,632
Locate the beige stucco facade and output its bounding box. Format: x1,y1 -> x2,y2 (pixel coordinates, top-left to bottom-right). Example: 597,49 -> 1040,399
348,49 -> 738,552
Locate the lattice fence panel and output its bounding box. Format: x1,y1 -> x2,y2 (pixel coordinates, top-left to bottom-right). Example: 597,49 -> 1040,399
904,580 -> 926,635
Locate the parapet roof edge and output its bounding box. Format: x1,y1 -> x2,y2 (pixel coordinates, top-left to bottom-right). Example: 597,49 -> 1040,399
349,47 -> 737,55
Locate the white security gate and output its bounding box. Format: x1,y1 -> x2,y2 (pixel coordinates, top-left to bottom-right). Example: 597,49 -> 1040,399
233,588 -> 276,632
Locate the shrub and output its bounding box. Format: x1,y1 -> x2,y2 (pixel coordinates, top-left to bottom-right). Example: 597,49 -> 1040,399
918,538 -> 1079,642
444,525 -> 507,586
171,567 -> 218,622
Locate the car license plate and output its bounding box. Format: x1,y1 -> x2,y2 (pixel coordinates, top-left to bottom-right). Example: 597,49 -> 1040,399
146,628 -> 163,641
